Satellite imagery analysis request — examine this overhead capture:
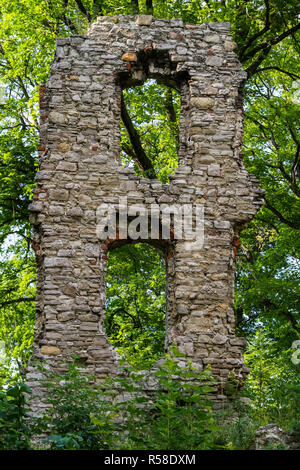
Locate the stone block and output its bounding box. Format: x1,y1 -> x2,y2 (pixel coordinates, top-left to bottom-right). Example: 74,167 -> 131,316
40,346 -> 61,356
205,56 -> 223,67
136,15 -> 153,26
208,163 -> 221,176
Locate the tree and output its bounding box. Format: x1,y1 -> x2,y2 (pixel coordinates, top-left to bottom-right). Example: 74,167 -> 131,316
0,0 -> 298,388
0,244 -> 36,383
121,81 -> 180,181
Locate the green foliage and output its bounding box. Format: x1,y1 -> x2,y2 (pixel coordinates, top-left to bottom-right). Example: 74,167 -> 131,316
105,346 -> 217,450
213,401 -> 259,450
0,349 -> 295,450
37,348 -> 219,450
235,220 -> 300,337
0,379 -> 31,450
234,31 -> 299,340
244,329 -> 300,430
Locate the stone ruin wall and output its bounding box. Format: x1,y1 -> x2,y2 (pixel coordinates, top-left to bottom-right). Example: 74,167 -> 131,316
26,15 -> 264,411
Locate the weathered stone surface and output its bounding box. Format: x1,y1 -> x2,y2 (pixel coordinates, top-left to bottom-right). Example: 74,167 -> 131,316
49,189 -> 69,201
208,163 -> 221,176
191,97 -> 214,109
58,142 -> 71,153
224,40 -> 237,51
26,15 -> 264,415
67,207 -> 83,217
213,333 -> 227,345
62,284 -> 77,296
204,34 -> 220,43
205,56 -> 223,67
49,111 -> 66,125
57,161 -> 77,171
28,202 -> 43,212
177,304 -> 189,315
44,257 -> 72,268
49,205 -> 64,216
254,424 -> 300,450
214,220 -> 231,230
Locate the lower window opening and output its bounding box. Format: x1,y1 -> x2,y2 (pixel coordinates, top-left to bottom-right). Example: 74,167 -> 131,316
105,242 -> 166,369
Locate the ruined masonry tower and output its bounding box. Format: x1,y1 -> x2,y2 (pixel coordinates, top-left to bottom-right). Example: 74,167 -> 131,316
26,15 -> 263,409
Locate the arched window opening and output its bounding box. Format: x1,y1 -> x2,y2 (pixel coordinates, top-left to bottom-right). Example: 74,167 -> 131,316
105,242 -> 166,369
120,79 -> 180,183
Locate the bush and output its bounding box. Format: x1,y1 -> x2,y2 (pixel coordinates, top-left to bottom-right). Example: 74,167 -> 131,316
36,348 -> 219,450
37,359 -> 113,450
105,347 -> 217,450
0,379 -> 32,450
244,329 -> 300,431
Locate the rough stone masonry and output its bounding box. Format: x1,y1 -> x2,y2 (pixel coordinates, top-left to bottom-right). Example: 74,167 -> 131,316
26,15 -> 264,411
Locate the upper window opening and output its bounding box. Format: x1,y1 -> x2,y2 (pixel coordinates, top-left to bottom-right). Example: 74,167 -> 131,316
120,79 -> 180,183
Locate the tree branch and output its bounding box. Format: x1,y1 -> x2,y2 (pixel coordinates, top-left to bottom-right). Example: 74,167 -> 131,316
278,160 -> 300,197
164,88 -> 179,148
281,311 -> 300,333
289,126 -> 300,185
248,116 -> 300,196
245,45 -> 272,78
262,297 -> 300,333
92,0 -> 104,17
108,307 -> 141,329
121,93 -> 156,178
252,66 -> 300,80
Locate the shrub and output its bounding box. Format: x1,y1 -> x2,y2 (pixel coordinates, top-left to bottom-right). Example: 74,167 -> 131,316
96,346 -> 218,450
37,348 -> 218,450
0,379 -> 32,450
